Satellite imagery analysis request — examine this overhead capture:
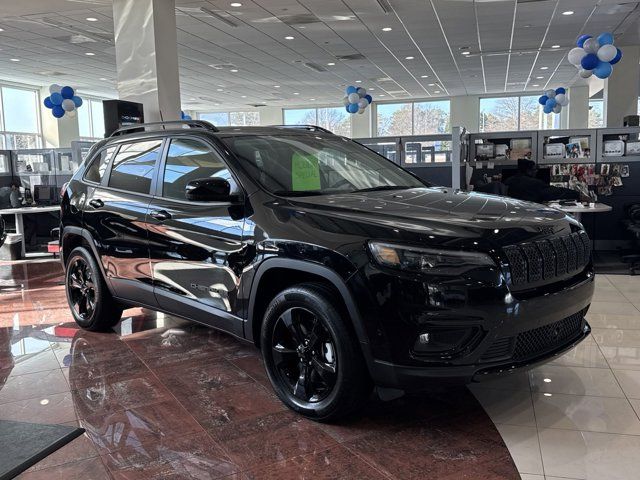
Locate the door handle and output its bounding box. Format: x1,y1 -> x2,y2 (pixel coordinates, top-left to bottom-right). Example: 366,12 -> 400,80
150,210 -> 171,221
89,199 -> 104,208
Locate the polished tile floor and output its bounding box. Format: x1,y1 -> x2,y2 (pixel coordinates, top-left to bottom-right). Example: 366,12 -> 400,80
0,259 -> 518,479
470,274 -> 640,480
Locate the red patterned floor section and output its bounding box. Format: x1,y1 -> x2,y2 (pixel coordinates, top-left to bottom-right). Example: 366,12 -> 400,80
0,259 -> 519,479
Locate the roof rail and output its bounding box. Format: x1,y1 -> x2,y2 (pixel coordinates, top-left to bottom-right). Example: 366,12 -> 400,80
270,124 -> 334,134
109,120 -> 218,137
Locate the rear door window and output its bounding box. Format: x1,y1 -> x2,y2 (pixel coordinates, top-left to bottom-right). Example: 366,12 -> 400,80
84,146 -> 117,184
107,140 -> 163,194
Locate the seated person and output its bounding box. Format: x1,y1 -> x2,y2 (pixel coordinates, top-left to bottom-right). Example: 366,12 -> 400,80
504,159 -> 588,203
0,181 -> 22,209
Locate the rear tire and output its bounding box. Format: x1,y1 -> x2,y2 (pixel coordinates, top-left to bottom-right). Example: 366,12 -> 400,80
260,283 -> 371,422
65,246 -> 123,332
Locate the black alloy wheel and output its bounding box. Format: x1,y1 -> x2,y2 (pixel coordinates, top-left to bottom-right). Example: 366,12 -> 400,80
67,257 -> 97,322
271,307 -> 337,403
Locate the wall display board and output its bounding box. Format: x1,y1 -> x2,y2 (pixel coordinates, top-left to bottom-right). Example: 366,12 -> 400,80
469,131 -> 537,164
538,129 -> 596,164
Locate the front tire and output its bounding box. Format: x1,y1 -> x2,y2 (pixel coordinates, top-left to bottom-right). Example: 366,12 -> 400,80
65,246 -> 123,332
260,283 -> 371,422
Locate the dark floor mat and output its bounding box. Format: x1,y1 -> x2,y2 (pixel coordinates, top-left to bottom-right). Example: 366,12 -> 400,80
0,420 -> 84,479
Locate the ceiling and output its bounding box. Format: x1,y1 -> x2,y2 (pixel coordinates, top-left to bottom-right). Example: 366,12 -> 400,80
0,0 -> 639,111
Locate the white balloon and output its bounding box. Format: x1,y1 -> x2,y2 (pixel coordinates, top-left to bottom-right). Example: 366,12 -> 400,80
583,38 -> 600,54
357,98 -> 368,109
348,92 -> 360,104
559,95 -> 569,106
358,108 -> 365,114
545,89 -> 556,99
597,44 -> 617,63
66,109 -> 77,118
356,87 -> 366,97
49,84 -> 62,94
554,93 -> 566,105
61,99 -> 76,111
553,104 -> 562,114
568,47 -> 587,66
342,95 -> 350,106
579,68 -> 593,78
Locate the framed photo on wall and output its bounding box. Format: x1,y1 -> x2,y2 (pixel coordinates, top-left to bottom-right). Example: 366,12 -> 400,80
476,143 -> 495,159
626,141 -> 640,156
544,143 -> 565,159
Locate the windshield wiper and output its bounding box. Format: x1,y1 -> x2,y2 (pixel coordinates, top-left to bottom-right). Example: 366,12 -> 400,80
352,185 -> 415,193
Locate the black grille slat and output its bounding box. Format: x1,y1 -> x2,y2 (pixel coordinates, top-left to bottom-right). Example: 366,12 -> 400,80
521,243 -> 543,283
512,310 -> 585,361
480,337 -> 513,362
503,232 -> 590,288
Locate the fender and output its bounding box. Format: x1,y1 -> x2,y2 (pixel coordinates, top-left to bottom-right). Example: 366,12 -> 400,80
246,257 -> 376,372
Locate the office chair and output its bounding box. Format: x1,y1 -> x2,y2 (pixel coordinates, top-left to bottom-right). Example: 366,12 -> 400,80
621,202 -> 640,275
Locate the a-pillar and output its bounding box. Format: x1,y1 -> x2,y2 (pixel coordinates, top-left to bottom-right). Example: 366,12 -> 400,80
604,45 -> 640,127
112,0 -> 181,122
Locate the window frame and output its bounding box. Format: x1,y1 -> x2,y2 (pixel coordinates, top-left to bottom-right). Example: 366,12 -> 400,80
0,84 -> 43,148
153,134 -> 245,204
478,94 -> 560,132
197,111 -> 260,127
82,145 -> 120,185
78,97 -> 107,141
374,99 -> 451,136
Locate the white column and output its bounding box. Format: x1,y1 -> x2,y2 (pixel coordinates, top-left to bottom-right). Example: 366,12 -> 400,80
351,107 -> 372,138
604,45 -> 640,127
567,86 -> 589,129
40,87 -> 80,148
258,106 -> 283,125
112,0 -> 181,122
451,95 -> 480,133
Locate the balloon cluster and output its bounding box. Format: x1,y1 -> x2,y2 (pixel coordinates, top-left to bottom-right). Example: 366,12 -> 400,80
342,86 -> 373,114
43,84 -> 83,119
538,87 -> 569,114
568,32 -> 622,80
181,110 -> 193,121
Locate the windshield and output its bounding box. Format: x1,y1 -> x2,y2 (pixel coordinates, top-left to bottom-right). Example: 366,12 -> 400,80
221,134 -> 426,196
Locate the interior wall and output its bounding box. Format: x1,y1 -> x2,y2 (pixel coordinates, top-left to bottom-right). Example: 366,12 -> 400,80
450,95 -> 480,133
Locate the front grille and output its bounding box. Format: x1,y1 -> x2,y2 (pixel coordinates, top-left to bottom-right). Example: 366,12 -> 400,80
480,308 -> 587,363
503,232 -> 590,288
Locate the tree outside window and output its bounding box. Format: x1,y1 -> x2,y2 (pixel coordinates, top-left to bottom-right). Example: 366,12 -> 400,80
377,101 -> 451,136
479,95 -> 559,132
284,107 -> 351,136
588,100 -> 604,128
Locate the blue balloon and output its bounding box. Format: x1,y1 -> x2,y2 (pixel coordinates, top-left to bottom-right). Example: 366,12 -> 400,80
184,115 -> 192,120
594,61 -> 613,79
581,53 -> 599,70
60,86 -> 74,99
347,103 -> 359,113
345,105 -> 350,112
555,87 -> 566,95
597,32 -> 614,46
346,86 -> 357,95
545,98 -> 557,109
543,105 -> 553,114
72,96 -> 83,107
364,94 -> 373,104
50,92 -> 63,106
538,95 -> 548,106
577,34 -> 592,48
52,105 -> 65,118
610,48 -> 623,65
43,97 -> 54,109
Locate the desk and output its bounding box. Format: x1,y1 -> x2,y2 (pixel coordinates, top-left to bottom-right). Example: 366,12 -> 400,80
545,202 -> 612,222
0,205 -> 60,258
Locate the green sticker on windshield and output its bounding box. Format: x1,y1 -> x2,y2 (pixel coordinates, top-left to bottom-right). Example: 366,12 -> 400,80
291,152 -> 321,191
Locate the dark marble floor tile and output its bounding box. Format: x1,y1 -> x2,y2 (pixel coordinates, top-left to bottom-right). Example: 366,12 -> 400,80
102,431 -> 240,480
0,348 -> 60,377
209,411 -> 336,470
242,445 -> 389,480
228,354 -> 271,389
26,430 -> 100,472
179,382 -> 286,430
0,368 -> 69,404
0,390 -> 78,424
80,399 -> 204,455
15,457 -> 112,480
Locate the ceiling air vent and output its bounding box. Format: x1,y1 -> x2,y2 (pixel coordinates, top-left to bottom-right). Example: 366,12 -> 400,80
303,62 -> 328,72
375,0 -> 392,14
279,14 -> 321,26
252,104 -> 268,107
198,7 -> 239,27
335,53 -> 366,61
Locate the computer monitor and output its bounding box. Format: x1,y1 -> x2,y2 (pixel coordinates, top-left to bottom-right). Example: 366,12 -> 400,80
34,185 -> 55,205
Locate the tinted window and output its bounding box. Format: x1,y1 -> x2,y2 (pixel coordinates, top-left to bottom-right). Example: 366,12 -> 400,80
163,138 -> 237,200
85,146 -> 117,184
108,140 -> 162,194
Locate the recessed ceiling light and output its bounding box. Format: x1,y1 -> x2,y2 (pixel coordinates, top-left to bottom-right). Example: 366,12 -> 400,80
536,76 -> 544,79
369,88 -> 375,91
421,75 -> 429,78
552,45 -> 560,48
309,98 -> 316,101
540,66 -> 548,70
462,51 -> 470,55
85,52 -> 95,56
10,58 -> 19,62
241,95 -> 247,98
355,80 -> 362,83
274,85 -> 280,88
293,92 -> 300,95
285,36 -> 294,40
428,83 -> 435,86
434,90 -> 441,93
379,94 -> 385,97
86,17 -> 98,22
327,62 -> 335,66
230,2 -> 242,6
190,97 -> 196,100
382,27 -> 392,32
230,69 -> 238,72
532,84 -> 539,87
216,88 -> 223,91
562,10 -> 574,15
405,56 -> 414,60
99,77 -> 107,81
0,28 -> 4,32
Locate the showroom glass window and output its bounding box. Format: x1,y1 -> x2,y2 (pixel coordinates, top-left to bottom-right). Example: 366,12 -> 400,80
107,140 -> 162,194
0,86 -> 42,149
284,107 -> 351,137
199,111 -> 260,127
589,100 -> 604,128
162,138 -> 237,200
376,100 -> 450,136
78,97 -> 106,140
479,95 -> 559,132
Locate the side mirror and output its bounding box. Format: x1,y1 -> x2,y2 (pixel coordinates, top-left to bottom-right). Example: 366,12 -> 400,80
185,177 -> 239,203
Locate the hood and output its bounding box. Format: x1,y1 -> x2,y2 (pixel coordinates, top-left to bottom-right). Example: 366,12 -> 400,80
284,187 -> 572,235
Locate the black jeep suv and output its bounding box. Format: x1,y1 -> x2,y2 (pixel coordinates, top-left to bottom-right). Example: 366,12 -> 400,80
61,120 -> 594,421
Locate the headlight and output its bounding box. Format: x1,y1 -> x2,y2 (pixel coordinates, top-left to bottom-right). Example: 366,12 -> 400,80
368,241 -> 496,276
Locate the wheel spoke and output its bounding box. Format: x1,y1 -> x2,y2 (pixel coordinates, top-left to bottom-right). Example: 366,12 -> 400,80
312,357 -> 336,384
293,363 -> 312,400
69,273 -> 82,290
306,317 -> 322,347
272,344 -> 297,368
280,310 -> 305,344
